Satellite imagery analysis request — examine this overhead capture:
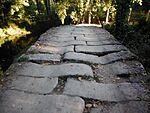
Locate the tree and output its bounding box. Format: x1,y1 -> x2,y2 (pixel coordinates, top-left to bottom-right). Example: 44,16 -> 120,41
44,0 -> 51,15
104,0 -> 113,24
35,0 -> 41,14
56,1 -> 70,24
128,0 -> 142,22
115,0 -> 131,37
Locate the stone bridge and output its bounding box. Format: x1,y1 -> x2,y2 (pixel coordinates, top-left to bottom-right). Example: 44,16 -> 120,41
0,25 -> 149,113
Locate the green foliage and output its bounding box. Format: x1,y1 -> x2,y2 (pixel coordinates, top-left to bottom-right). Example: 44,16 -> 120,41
56,1 -> 70,24
17,55 -> 29,62
106,21 -> 150,67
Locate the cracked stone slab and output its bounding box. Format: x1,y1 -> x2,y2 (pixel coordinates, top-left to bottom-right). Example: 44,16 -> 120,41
87,40 -> 121,46
27,45 -> 74,54
40,36 -> 75,42
76,34 -> 115,41
37,40 -> 86,47
98,51 -> 136,64
94,61 -> 149,83
91,101 -> 150,113
0,90 -> 85,113
64,51 -> 136,64
76,37 -> 105,41
64,52 -> 99,64
104,61 -> 146,76
75,45 -> 128,55
85,34 -> 112,39
6,76 -> 58,94
19,54 -> 61,62
9,62 -> 93,77
63,79 -> 149,102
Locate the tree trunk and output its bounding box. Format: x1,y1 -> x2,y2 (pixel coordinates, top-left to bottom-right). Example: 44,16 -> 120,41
86,0 -> 91,24
88,11 -> 91,24
105,8 -> 110,24
44,0 -> 51,15
128,7 -> 132,22
0,0 -> 5,24
115,0 -> 131,38
146,10 -> 150,22
35,0 -> 41,14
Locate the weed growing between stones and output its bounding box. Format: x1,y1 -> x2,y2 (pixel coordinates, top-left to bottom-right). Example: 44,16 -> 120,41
17,55 -> 29,62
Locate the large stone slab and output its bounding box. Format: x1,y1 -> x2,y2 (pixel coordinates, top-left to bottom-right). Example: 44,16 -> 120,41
97,51 -> 136,64
64,51 -> 136,64
94,61 -> 149,83
63,79 -> 149,102
27,45 -> 74,54
37,40 -> 86,47
87,40 -> 120,45
10,62 -> 93,77
91,101 -> 150,113
64,52 -> 99,64
78,34 -> 115,41
6,76 -> 58,94
0,90 -> 85,113
75,45 -> 128,55
105,61 -> 146,76
39,36 -> 74,42
85,34 -> 111,38
76,36 -> 108,41
19,53 -> 61,62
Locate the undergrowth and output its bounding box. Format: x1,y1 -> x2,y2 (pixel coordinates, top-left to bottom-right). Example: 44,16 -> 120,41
105,21 -> 150,70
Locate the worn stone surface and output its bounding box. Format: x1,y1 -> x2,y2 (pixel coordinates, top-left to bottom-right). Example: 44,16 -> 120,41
94,61 -> 145,76
63,79 -> 149,102
97,51 -> 136,64
19,53 -> 61,62
75,45 -> 128,55
37,40 -> 86,47
64,52 -> 99,64
1,25 -> 150,113
64,51 -> 136,64
91,101 -> 150,113
10,62 -> 93,77
27,45 -> 74,54
6,76 -> 58,94
76,34 -> 115,41
39,36 -> 75,42
0,90 -> 85,113
76,37 -> 103,41
104,61 -> 146,76
93,61 -> 148,83
87,40 -> 120,45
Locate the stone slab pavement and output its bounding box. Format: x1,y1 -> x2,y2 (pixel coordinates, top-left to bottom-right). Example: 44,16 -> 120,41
0,25 -> 149,113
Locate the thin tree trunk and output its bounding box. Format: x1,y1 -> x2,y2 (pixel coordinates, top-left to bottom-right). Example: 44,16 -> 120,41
86,0 -> 91,24
44,0 -> 51,15
1,12 -> 4,23
88,11 -> 91,24
128,7 -> 132,22
35,0 -> 41,14
0,0 -> 4,23
105,8 -> 110,24
146,10 -> 150,22
115,0 -> 130,37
